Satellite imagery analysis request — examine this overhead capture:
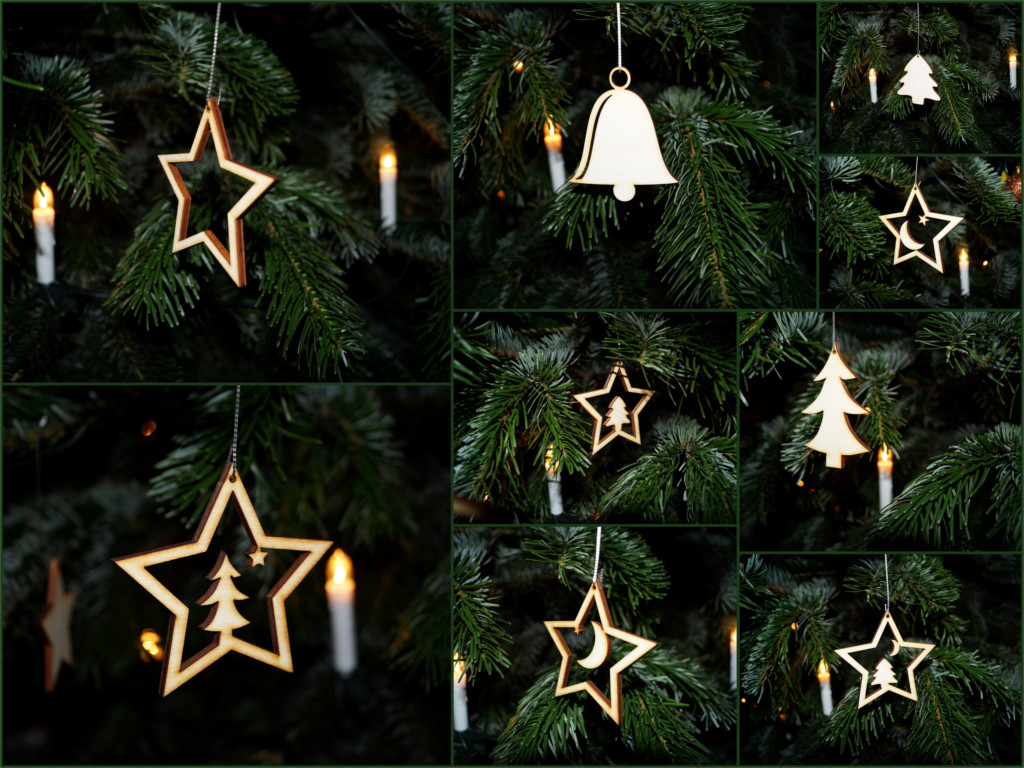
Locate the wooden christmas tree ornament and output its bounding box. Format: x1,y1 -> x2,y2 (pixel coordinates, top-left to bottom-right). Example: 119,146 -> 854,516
835,611 -> 934,708
569,67 -> 677,202
897,54 -> 940,104
802,342 -> 869,469
879,183 -> 963,273
158,97 -> 279,287
114,461 -> 331,695
39,556 -> 75,692
574,361 -> 654,454
544,579 -> 657,725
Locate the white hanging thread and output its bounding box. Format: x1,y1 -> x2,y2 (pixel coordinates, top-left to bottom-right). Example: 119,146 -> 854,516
616,3 -> 622,69
206,2 -> 222,102
831,311 -> 836,346
229,384 -> 240,481
883,554 -> 890,615
916,3 -> 921,54
592,527 -> 603,583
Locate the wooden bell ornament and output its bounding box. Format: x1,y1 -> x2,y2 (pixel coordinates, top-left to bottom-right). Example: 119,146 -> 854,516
569,67 -> 677,202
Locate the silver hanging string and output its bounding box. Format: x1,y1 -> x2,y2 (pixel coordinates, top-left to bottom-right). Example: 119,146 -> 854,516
915,156 -> 920,185
916,3 -> 921,54
883,554 -> 890,615
831,311 -> 837,346
206,3 -> 223,102
592,526 -> 603,583
229,385 -> 240,481
616,3 -> 622,69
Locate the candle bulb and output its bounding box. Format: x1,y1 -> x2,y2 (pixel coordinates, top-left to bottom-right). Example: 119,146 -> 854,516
1010,52 -> 1018,90
325,548 -> 357,677
729,627 -> 737,691
139,628 -> 164,662
877,444 -> 893,511
33,183 -> 56,285
453,654 -> 469,732
544,443 -> 563,517
868,68 -> 878,103
543,119 -> 566,192
958,248 -> 970,297
817,660 -> 834,716
379,149 -> 397,234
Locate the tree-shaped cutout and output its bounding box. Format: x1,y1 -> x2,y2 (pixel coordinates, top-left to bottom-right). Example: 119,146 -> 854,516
871,658 -> 897,688
603,396 -> 631,431
896,54 -> 940,105
802,341 -> 869,468
197,552 -> 250,637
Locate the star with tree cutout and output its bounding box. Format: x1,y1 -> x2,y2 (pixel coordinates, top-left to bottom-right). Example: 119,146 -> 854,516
158,97 -> 279,287
834,611 -> 934,708
879,183 -> 963,273
544,579 -> 657,725
573,361 -> 654,454
114,462 -> 331,695
39,557 -> 75,692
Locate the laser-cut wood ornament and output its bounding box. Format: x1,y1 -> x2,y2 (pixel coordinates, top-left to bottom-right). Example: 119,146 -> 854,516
39,556 -> 75,692
897,54 -> 940,105
574,361 -> 654,454
835,611 -> 935,708
879,183 -> 964,273
158,97 -> 279,287
802,342 -> 869,469
544,579 -> 658,725
114,461 -> 331,695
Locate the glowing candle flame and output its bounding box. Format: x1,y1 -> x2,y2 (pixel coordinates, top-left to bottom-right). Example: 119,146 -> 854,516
958,247 -> 969,265
34,183 -> 54,210
326,548 -> 353,587
544,119 -> 562,152
817,659 -> 830,682
379,151 -> 397,172
869,68 -> 876,83
512,60 -> 524,73
453,653 -> 467,682
140,628 -> 164,661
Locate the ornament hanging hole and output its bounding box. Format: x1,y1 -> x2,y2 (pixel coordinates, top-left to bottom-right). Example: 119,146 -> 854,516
609,67 -> 631,90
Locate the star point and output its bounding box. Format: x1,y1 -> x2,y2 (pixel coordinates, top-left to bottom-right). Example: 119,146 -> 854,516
835,611 -> 934,708
39,557 -> 75,692
158,97 -> 279,287
574,362 -> 654,454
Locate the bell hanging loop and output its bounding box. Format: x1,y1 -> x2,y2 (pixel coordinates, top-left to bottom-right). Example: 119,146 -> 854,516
569,66 -> 677,202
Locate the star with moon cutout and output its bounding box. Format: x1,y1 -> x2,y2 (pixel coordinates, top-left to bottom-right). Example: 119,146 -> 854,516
544,579 -> 658,725
879,184 -> 963,273
158,97 -> 279,288
834,612 -> 935,708
39,557 -> 75,692
113,461 -> 331,695
573,362 -> 654,454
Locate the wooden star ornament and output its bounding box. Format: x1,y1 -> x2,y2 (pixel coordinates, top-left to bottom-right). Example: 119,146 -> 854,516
39,557 -> 75,692
113,462 -> 331,695
544,579 -> 658,725
574,361 -> 654,454
158,97 -> 279,287
879,183 -> 963,273
835,611 -> 934,708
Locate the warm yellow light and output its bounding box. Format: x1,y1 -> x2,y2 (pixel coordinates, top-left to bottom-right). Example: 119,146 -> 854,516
878,444 -> 893,468
983,260 -> 990,268
829,101 -> 836,111
543,119 -> 562,152
796,479 -> 805,488
140,419 -> 157,437
326,548 -> 353,586
958,247 -> 969,265
1011,52 -> 1018,66
140,628 -> 164,661
730,628 -> 737,643
380,151 -> 396,171
817,659 -> 830,682
790,621 -> 799,631
544,442 -> 560,475
453,653 -> 467,682
495,190 -> 506,201
34,183 -> 53,210
869,68 -> 876,83
512,60 -> 524,73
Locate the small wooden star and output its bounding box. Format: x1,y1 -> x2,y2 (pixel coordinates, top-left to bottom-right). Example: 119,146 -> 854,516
544,579 -> 657,725
39,557 -> 75,692
114,461 -> 331,695
879,183 -> 963,273
835,611 -> 934,708
158,97 -> 279,287
573,361 -> 654,454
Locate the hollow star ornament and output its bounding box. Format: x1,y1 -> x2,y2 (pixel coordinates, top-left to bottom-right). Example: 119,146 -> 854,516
880,183 -> 963,273
835,611 -> 935,708
544,579 -> 657,725
39,557 -> 75,692
802,341 -> 869,469
574,361 -> 654,454
158,97 -> 279,287
113,461 -> 331,695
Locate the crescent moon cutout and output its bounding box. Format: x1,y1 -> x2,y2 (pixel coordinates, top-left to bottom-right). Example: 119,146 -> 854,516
576,621 -> 611,669
899,221 -> 926,251
887,640 -> 900,656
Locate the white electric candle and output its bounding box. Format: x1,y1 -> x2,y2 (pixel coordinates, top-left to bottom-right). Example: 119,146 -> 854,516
729,627 -> 737,690
868,68 -> 878,103
877,445 -> 893,511
379,149 -> 397,233
958,248 -> 970,298
325,548 -> 357,676
544,443 -> 563,517
817,660 -> 833,716
33,183 -> 56,285
543,120 -> 566,192
453,654 -> 469,732
1010,52 -> 1018,90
